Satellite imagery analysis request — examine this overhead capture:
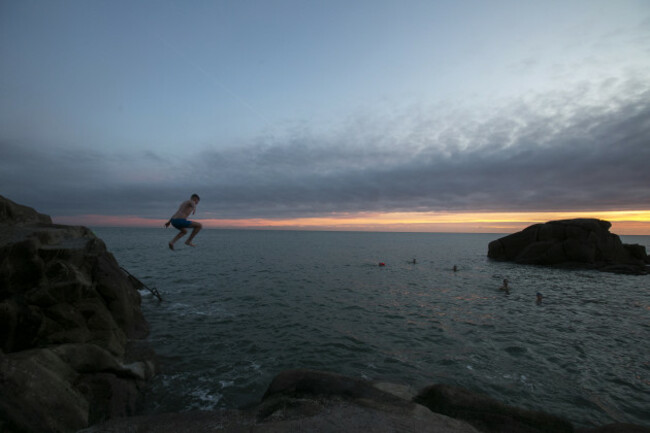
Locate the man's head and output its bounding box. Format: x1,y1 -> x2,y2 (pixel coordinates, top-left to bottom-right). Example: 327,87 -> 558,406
191,193 -> 200,203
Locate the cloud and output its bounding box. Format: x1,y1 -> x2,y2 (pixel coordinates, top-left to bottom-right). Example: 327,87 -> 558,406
2,76 -> 649,221
190,77 -> 650,218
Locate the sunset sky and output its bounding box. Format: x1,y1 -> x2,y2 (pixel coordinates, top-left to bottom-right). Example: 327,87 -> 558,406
2,1 -> 650,234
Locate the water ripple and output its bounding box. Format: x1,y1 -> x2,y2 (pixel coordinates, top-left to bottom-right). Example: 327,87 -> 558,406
94,228 -> 650,428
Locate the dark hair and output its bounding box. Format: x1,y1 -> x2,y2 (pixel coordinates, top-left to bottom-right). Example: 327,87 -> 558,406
191,193 -> 200,201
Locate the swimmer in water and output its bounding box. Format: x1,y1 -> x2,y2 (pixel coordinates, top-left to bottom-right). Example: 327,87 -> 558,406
499,278 -> 510,294
453,265 -> 458,272
536,292 -> 543,305
165,194 -> 202,250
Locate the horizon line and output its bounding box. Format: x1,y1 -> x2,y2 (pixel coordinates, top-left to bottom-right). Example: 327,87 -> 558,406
53,210 -> 650,236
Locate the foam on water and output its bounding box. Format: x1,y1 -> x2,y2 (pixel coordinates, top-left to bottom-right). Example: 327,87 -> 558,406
94,228 -> 650,428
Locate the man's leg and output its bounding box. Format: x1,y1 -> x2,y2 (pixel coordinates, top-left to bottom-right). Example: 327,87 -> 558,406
169,228 -> 187,250
185,222 -> 202,246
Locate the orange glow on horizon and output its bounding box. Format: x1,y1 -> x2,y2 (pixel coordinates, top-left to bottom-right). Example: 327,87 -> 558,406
54,210 -> 650,235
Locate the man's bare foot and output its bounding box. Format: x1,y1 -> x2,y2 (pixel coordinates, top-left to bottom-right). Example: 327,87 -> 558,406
168,242 -> 174,250
185,241 -> 196,247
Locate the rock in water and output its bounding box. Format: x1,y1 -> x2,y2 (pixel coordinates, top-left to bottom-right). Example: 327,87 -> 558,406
487,218 -> 649,274
0,195 -> 155,433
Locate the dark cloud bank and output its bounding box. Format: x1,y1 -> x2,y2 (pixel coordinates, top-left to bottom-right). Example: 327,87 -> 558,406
2,80 -> 649,221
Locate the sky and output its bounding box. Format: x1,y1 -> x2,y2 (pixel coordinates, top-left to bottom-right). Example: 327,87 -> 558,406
1,0 -> 650,234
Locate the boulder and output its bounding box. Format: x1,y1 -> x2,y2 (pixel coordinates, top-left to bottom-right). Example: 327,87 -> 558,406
414,383 -> 573,433
0,348 -> 89,433
488,219 -> 648,274
81,369 -> 483,433
0,195 -> 155,432
76,369 -> 650,433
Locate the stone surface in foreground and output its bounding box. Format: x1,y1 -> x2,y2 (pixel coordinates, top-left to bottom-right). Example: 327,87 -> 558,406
83,369 -> 650,433
82,369 -> 481,433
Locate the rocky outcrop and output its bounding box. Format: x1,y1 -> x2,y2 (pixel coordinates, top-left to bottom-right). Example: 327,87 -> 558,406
78,369 -> 650,433
0,195 -> 155,433
81,369 -> 482,433
487,219 -> 649,274
0,196 -> 52,226
414,383 -> 573,433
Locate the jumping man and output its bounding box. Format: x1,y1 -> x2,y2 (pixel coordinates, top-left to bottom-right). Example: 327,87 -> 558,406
165,194 -> 202,250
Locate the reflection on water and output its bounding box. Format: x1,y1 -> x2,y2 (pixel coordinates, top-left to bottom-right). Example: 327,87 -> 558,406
94,228 -> 650,428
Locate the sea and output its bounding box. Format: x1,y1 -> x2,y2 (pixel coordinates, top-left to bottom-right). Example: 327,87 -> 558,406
91,228 -> 650,429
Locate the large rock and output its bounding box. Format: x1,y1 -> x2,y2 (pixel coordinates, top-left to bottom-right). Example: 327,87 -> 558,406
414,383 -> 573,433
0,348 -> 89,433
0,195 -> 155,432
0,195 -> 52,226
487,219 -> 649,274
81,369 -> 482,433
77,369 -> 650,433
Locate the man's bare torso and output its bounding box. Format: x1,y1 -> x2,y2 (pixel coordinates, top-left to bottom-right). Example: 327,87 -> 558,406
171,200 -> 196,219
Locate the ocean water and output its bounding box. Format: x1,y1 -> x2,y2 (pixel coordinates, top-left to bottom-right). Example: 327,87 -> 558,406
92,228 -> 650,428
